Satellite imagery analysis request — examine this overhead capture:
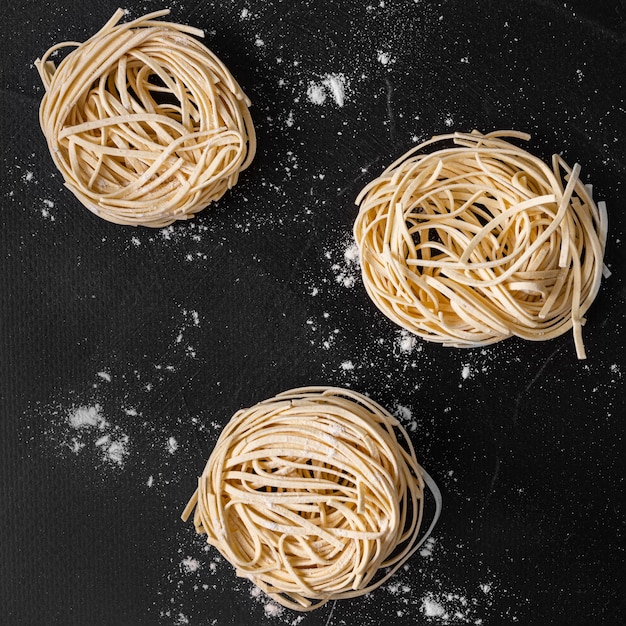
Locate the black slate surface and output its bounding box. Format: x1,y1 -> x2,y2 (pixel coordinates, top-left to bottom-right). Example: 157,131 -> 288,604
1,1 -> 625,625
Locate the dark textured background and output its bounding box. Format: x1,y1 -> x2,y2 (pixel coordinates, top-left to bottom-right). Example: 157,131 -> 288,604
1,1 -> 625,625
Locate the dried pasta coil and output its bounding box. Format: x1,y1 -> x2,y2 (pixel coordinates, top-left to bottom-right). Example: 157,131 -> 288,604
35,9 -> 255,227
354,130 -> 608,358
182,386 -> 441,611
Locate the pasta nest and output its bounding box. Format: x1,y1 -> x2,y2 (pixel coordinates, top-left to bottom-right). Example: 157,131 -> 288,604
182,386 -> 441,611
354,131 -> 608,358
35,9 -> 255,227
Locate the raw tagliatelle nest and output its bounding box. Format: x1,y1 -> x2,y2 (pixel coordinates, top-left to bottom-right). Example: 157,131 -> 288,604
354,130 -> 608,359
35,9 -> 255,227
182,386 -> 441,611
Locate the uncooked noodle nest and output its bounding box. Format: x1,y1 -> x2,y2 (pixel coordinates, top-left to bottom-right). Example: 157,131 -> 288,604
354,130 -> 608,359
182,386 -> 441,611
35,9 -> 255,227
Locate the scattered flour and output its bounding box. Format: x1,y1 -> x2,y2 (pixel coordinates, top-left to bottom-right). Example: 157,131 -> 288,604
306,82 -> 326,105
41,198 -> 55,220
383,556 -> 501,624
377,50 -> 395,65
168,436 -> 179,454
394,403 -> 418,432
181,556 -> 201,574
328,237 -> 360,288
27,359 -> 198,484
68,405 -> 103,429
420,536 -> 437,557
67,404 -> 130,466
249,584 -> 285,619
322,74 -> 347,106
381,535 -> 504,623
306,73 -> 349,107
306,315 -> 342,351
173,308 -> 202,358
395,329 -> 421,355
423,595 -> 448,617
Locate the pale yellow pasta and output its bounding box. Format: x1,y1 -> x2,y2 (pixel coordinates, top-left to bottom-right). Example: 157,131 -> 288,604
35,9 -> 255,227
182,386 -> 441,611
354,131 -> 608,359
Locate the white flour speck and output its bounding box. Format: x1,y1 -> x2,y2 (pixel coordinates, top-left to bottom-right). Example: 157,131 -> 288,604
105,437 -> 129,465
69,405 -> 104,429
377,50 -> 393,65
394,404 -> 417,431
167,436 -> 179,454
329,238 -> 360,288
307,73 -> 348,107
395,329 -> 421,355
394,404 -> 412,421
249,583 -> 285,618
423,595 -> 447,618
181,556 -> 201,573
322,74 -> 347,107
67,405 -> 129,465
41,198 -> 55,220
307,82 -> 326,105
263,602 -> 284,618
420,536 -> 437,557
